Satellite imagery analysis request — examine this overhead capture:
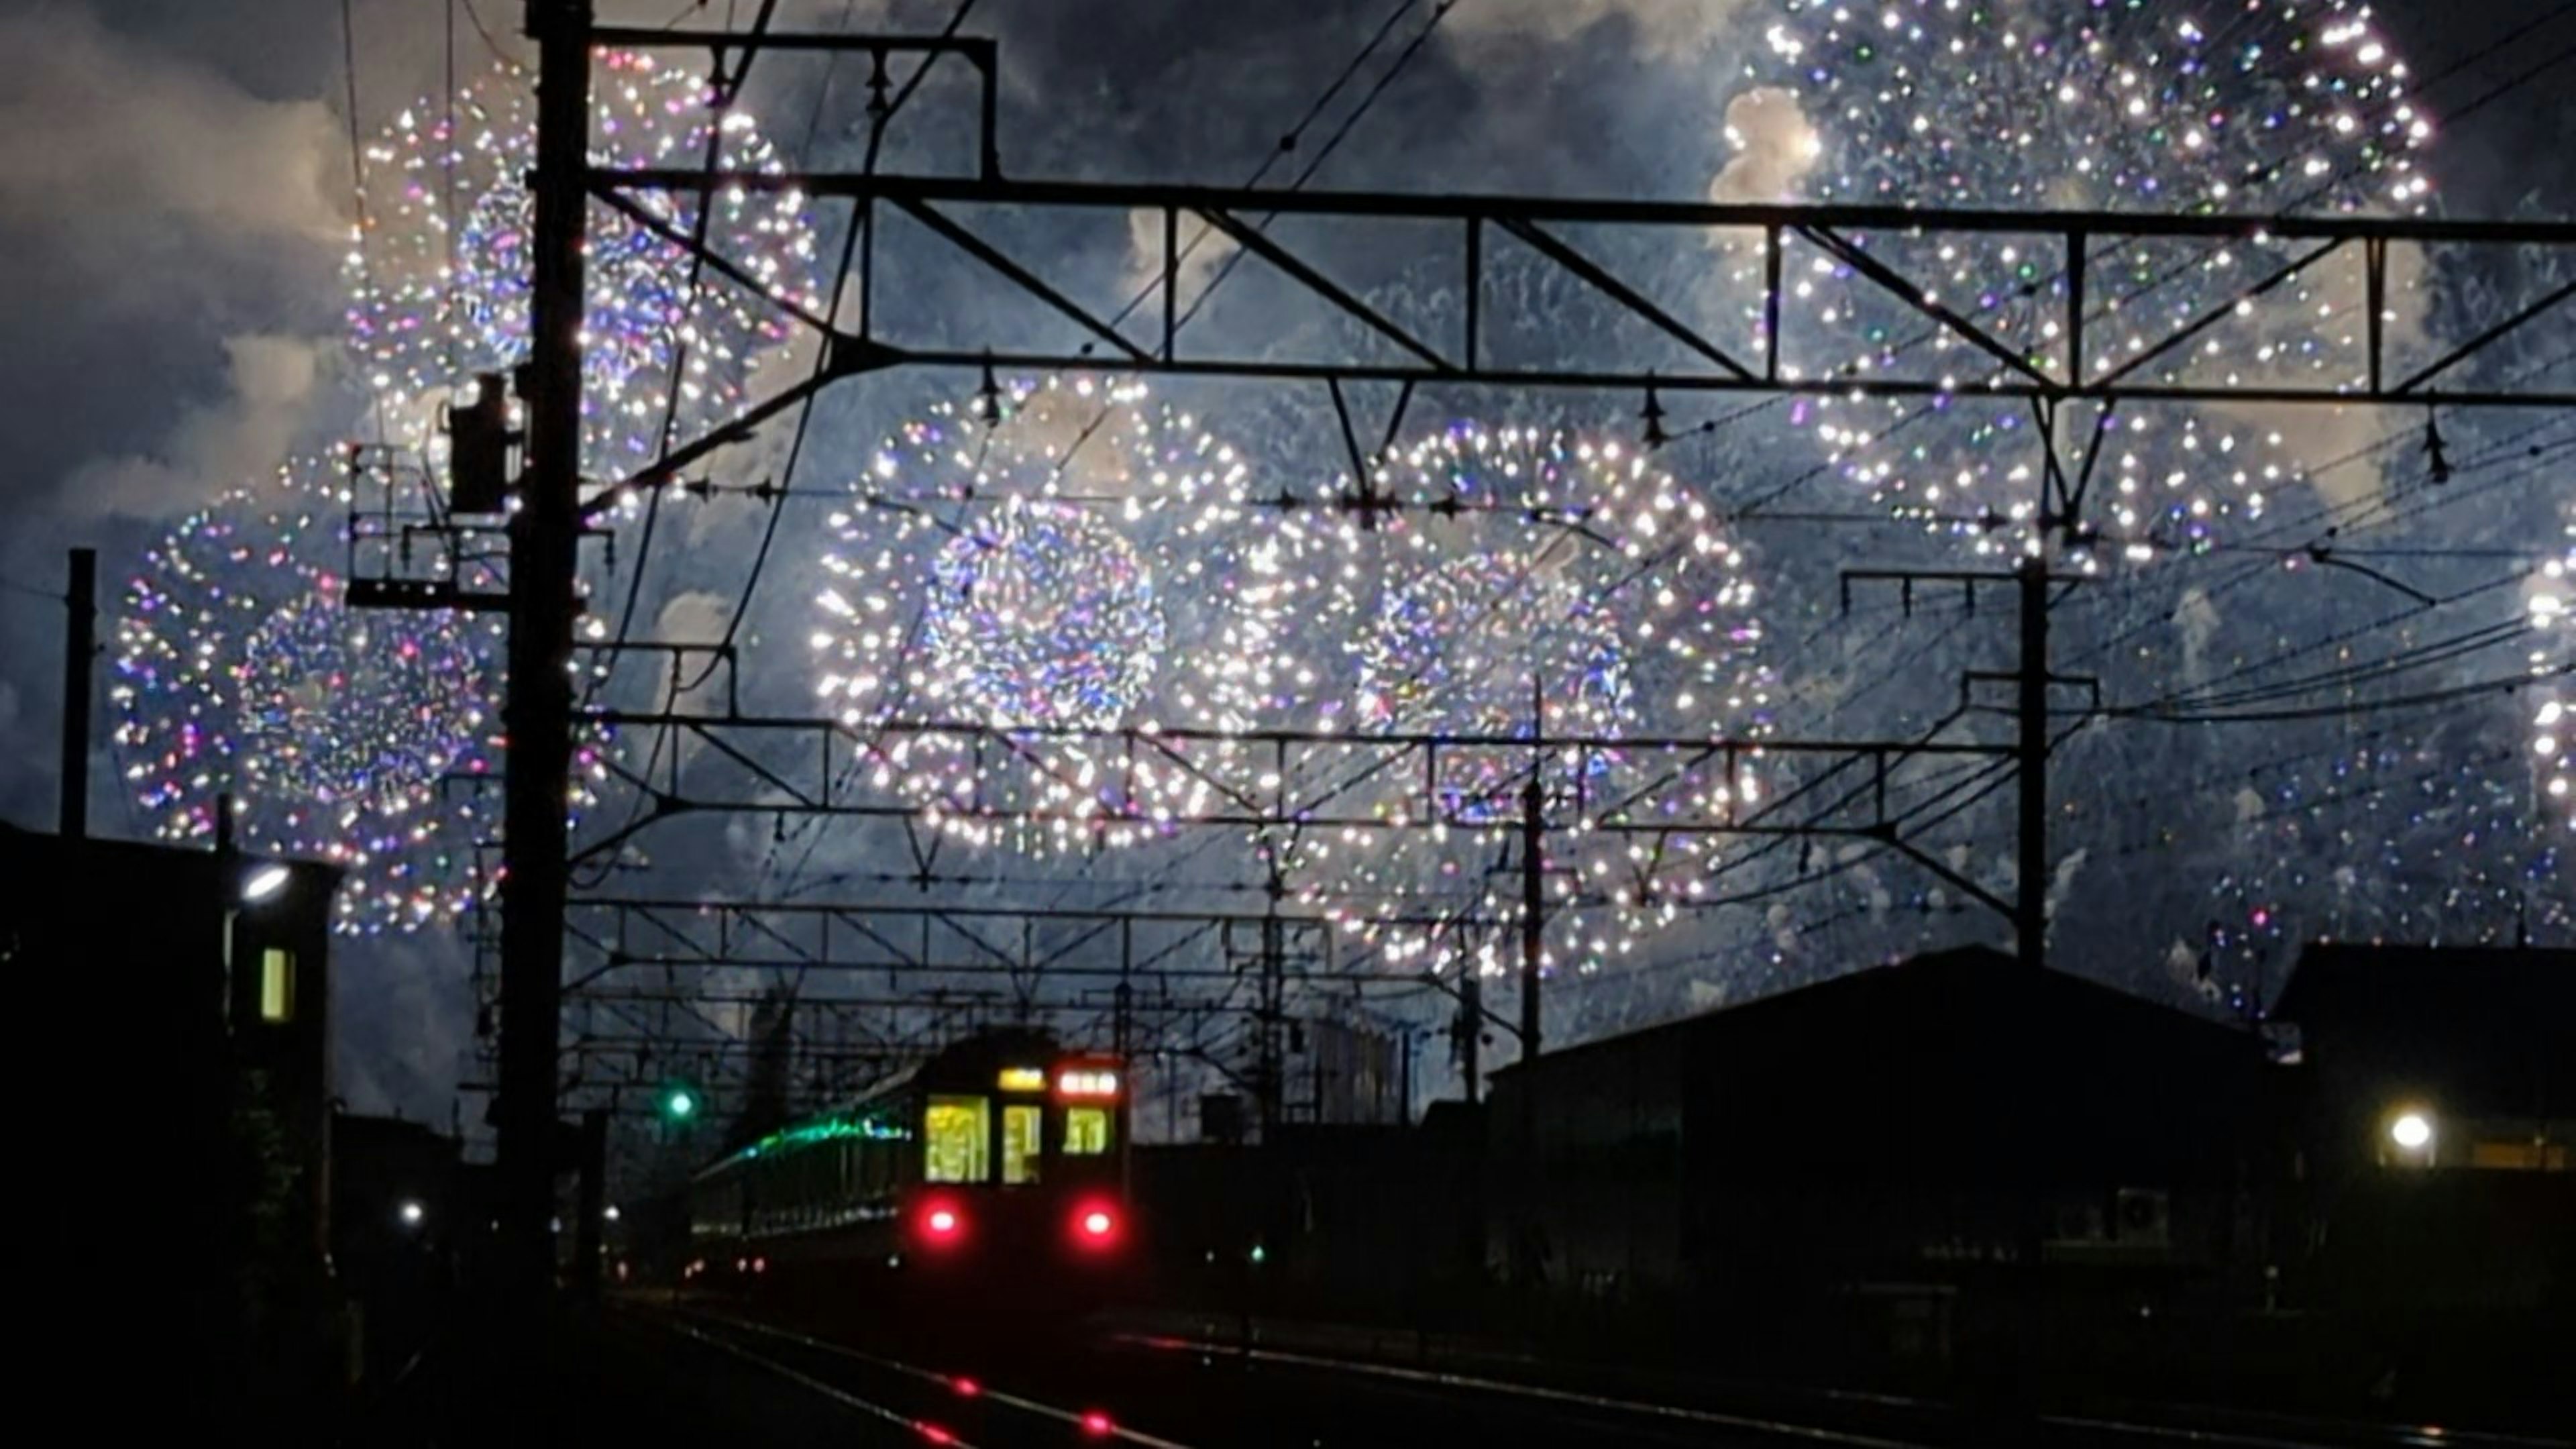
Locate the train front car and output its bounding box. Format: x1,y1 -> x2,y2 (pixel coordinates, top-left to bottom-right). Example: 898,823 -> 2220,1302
683,1028 -> 1134,1324
910,1037 -> 1132,1294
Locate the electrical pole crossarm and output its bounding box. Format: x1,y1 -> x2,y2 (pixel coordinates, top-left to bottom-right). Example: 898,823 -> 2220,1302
1839,564 -> 2076,971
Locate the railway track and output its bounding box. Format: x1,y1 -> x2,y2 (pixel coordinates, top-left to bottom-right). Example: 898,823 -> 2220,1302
630,1305 -> 2572,1449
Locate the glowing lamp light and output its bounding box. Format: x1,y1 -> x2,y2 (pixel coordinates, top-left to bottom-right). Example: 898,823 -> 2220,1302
241,863 -> 292,903
922,1205 -> 963,1242
1057,1069 -> 1120,1097
1083,1210 -> 1115,1237
398,1199 -> 425,1227
2390,1112 -> 2433,1150
1081,1411 -> 1114,1438
997,1066 -> 1047,1091
952,1377 -> 980,1398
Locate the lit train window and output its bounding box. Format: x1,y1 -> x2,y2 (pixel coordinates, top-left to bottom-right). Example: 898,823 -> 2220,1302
1064,1107 -> 1112,1156
925,1096 -> 991,1183
1003,1105 -> 1042,1185
260,948 -> 296,1023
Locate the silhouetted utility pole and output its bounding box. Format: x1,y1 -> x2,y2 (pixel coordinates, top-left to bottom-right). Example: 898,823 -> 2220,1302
572,1108 -> 608,1303
1456,971 -> 1481,1104
1256,906 -> 1286,1136
59,547 -> 94,839
2015,559 -> 2049,971
1519,676 -> 1545,1062
494,0 -> 591,1309
1841,564 -> 2092,972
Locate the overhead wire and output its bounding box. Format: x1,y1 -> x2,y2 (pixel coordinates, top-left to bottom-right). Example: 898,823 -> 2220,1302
339,0 -> 393,447
980,1 -> 1474,926
1721,1 -> 2569,529
455,0 -> 522,65
537,4 -> 2571,1060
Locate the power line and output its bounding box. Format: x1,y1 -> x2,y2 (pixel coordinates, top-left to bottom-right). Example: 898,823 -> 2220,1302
339,0 -> 392,447
2438,38 -> 2576,129
2149,616 -> 2532,714
2410,1 -> 2576,91
1099,0 -> 1432,336
1171,0 -> 1464,332
1720,3 -> 2572,529
456,0 -> 521,65
2099,663 -> 2567,726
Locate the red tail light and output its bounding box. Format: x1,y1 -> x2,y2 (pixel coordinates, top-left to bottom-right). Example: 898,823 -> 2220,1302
1073,1202 -> 1120,1248
1081,1411 -> 1114,1437
919,1201 -> 965,1245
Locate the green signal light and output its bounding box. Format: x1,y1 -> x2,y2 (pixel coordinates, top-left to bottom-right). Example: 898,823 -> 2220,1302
663,1086 -> 698,1120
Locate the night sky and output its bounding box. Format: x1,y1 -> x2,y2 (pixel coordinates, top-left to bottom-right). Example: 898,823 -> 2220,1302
3,0 -> 2567,1123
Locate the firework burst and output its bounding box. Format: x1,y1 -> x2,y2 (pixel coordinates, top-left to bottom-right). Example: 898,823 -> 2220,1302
1737,0 -> 2433,561
345,50 -> 820,476
812,376 -> 1297,853
2530,509 -> 2573,826
112,456 -> 506,932
1270,423 -> 1774,976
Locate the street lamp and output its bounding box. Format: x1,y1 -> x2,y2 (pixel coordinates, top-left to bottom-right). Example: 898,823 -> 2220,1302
241,863 -> 291,903
398,1199 -> 425,1228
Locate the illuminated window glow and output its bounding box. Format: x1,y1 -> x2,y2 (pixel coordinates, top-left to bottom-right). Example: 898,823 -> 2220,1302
1064,1106 -> 1112,1156
2470,1140 -> 2567,1171
1002,1104 -> 1042,1185
1057,1069 -> 1120,1097
997,1066 -> 1046,1092
260,948 -> 295,1024
925,1096 -> 991,1183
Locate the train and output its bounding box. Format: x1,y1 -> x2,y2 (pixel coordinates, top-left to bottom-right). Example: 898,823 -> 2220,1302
682,1028 -> 1133,1313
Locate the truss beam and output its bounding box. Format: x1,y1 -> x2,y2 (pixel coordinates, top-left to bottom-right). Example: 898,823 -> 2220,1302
591,166 -> 2576,411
